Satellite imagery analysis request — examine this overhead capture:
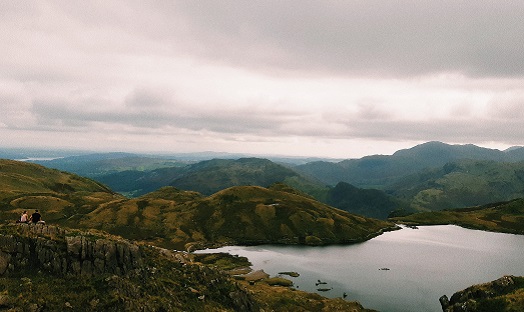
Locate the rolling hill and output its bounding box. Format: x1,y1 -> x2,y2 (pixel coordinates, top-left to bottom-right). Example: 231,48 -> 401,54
78,185 -> 397,250
0,159 -> 396,251
20,141 -> 524,217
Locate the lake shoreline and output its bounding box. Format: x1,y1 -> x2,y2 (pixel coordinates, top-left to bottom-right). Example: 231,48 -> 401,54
197,225 -> 524,312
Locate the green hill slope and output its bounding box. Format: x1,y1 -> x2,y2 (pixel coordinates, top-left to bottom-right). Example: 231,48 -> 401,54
169,158 -> 325,195
0,159 -> 123,223
78,185 -> 397,250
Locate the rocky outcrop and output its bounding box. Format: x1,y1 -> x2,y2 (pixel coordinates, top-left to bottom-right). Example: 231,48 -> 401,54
440,275 -> 523,312
0,223 -> 143,277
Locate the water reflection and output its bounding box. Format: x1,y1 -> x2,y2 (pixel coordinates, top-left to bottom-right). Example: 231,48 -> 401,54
198,225 -> 524,312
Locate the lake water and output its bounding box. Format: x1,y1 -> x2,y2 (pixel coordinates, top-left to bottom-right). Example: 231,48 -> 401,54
198,225 -> 524,312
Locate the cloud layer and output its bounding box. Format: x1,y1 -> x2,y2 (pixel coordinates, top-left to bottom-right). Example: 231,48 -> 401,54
1,1 -> 523,157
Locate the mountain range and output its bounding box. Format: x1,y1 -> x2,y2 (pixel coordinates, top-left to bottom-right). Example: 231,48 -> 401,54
25,141 -> 524,218
295,141 -> 524,188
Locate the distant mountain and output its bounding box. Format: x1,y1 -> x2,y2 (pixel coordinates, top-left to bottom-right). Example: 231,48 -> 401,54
168,158 -> 324,195
94,157 -> 327,198
23,141 -> 524,216
296,141 -> 524,188
30,153 -> 188,177
388,159 -> 524,211
0,147 -> 88,160
93,166 -> 184,196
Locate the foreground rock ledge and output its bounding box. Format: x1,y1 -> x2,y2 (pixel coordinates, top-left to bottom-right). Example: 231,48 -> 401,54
0,223 -> 143,277
439,275 -> 524,312
0,223 -> 377,311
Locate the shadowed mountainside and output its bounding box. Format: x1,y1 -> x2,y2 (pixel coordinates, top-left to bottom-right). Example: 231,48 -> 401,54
324,182 -> 405,219
168,157 -> 326,196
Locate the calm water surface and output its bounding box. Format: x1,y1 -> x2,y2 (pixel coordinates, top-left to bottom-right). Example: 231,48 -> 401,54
198,225 -> 524,312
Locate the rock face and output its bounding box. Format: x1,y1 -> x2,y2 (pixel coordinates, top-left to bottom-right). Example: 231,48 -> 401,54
440,275 -> 524,312
0,223 -> 142,277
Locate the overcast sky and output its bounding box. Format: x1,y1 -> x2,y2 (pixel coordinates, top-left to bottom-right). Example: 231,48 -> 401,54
1,1 -> 524,158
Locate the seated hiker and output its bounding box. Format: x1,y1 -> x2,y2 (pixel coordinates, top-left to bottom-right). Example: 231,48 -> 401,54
20,210 -> 29,223
31,209 -> 46,225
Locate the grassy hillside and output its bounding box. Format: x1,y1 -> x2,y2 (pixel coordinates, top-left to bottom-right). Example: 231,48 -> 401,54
390,198 -> 524,234
0,159 -> 124,223
172,158 -> 328,196
78,185 -> 397,250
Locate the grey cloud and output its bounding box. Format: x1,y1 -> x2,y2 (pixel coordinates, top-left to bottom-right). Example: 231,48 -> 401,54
29,93 -> 303,136
165,1 -> 524,78
329,115 -> 524,146
487,94 -> 524,120
355,101 -> 393,120
3,1 -> 523,81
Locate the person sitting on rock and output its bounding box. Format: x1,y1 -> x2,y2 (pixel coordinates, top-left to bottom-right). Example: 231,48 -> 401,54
31,209 -> 46,225
20,210 -> 29,223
